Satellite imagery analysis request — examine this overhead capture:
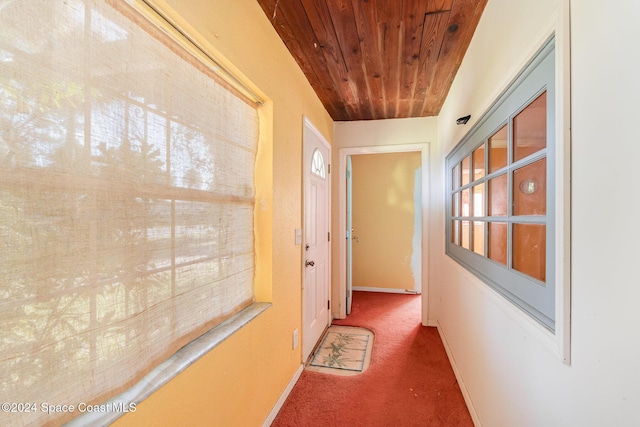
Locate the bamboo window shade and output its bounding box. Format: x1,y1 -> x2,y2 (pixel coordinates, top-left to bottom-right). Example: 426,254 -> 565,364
0,0 -> 259,425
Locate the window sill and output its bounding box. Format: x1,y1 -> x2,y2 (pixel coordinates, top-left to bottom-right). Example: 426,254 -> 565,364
67,302 -> 271,427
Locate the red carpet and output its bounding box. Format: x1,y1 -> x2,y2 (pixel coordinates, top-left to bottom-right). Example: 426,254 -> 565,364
272,291 -> 473,426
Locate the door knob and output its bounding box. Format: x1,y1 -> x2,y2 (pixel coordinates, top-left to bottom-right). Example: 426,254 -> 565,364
305,260 -> 315,267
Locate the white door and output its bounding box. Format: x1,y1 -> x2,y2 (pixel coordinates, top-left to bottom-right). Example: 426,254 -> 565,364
302,119 -> 331,361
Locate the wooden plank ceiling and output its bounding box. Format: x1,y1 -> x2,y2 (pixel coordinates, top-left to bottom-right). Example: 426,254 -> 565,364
256,0 -> 487,121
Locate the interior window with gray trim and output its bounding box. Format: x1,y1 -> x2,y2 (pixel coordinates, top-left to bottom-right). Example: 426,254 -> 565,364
446,38 -> 556,331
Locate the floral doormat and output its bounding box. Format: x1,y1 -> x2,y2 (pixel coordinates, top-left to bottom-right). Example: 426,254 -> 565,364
307,326 -> 374,376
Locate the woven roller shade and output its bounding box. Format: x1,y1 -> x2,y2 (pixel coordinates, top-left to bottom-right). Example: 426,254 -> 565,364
0,0 -> 259,425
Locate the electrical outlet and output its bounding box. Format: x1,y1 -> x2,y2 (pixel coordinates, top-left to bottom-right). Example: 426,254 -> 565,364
292,329 -> 299,350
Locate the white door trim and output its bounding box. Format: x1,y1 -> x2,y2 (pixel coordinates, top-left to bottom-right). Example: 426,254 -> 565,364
302,116 -> 332,361
337,143 -> 430,324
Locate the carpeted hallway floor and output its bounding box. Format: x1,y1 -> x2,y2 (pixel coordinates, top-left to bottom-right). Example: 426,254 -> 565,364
272,291 -> 473,426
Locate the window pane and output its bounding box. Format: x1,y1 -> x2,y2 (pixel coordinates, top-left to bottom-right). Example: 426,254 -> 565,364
488,222 -> 507,266
461,188 -> 470,217
488,174 -> 508,216
461,156 -> 471,186
452,220 -> 460,245
473,183 -> 485,217
513,223 -> 546,282
461,220 -> 470,249
473,221 -> 485,256
513,158 -> 546,216
452,192 -> 460,217
472,144 -> 485,180
513,92 -> 547,162
488,125 -> 508,173
452,164 -> 460,189
311,149 -> 326,178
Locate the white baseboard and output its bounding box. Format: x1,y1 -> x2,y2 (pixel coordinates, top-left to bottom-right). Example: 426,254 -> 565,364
352,286 -> 421,294
262,364 -> 304,427
433,321 -> 482,427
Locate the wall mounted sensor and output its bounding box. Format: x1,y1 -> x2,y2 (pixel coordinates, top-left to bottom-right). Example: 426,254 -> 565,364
456,115 -> 471,125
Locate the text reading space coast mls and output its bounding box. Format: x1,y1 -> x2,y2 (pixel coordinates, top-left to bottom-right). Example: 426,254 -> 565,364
2,401 -> 137,414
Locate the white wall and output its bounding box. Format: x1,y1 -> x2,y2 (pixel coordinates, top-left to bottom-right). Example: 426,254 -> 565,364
434,0 -> 640,426
334,117 -> 438,149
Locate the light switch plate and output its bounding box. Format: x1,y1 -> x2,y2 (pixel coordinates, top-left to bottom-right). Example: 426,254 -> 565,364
295,228 -> 302,245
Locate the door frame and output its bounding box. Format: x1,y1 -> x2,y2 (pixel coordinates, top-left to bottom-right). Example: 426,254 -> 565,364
337,143 -> 430,324
302,116 -> 332,361
346,155 -> 353,315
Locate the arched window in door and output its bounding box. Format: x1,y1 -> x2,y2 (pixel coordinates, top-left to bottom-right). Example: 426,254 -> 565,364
311,149 -> 326,179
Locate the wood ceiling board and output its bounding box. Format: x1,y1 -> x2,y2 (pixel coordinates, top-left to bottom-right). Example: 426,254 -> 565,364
258,0 -> 349,120
299,0 -> 360,119
424,0 -> 488,114
392,0 -> 424,117
412,10 -> 451,117
351,0 -> 386,119
427,0 -> 455,13
326,0 -> 372,118
376,0 -> 403,119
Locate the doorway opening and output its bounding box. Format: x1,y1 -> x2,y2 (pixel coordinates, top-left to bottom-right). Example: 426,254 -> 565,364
338,144 -> 429,323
